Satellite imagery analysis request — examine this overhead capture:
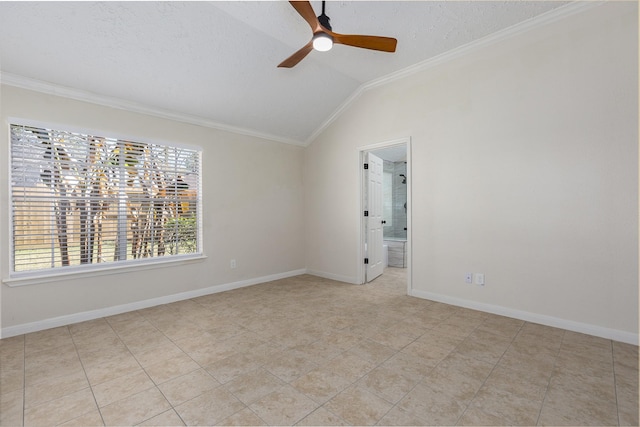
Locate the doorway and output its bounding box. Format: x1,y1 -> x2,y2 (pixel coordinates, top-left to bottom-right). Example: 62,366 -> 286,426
359,138 -> 411,294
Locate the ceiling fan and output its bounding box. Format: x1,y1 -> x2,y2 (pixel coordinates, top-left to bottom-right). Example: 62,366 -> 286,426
278,1 -> 397,68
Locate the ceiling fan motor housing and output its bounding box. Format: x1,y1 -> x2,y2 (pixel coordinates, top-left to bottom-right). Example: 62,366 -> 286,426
318,12 -> 331,31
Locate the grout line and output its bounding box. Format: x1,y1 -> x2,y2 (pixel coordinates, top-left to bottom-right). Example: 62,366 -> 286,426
611,340 -> 621,427
534,327 -> 567,426
67,325 -> 106,427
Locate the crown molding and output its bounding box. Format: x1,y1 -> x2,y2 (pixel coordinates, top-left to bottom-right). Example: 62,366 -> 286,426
304,0 -> 604,146
0,72 -> 306,147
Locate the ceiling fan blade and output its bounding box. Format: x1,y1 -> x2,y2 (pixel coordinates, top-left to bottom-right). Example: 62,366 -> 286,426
278,42 -> 314,68
332,33 -> 397,53
289,1 -> 322,32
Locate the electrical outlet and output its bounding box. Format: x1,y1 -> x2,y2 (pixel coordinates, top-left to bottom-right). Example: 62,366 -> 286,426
474,273 -> 485,286
230,259 -> 237,269
465,273 -> 473,284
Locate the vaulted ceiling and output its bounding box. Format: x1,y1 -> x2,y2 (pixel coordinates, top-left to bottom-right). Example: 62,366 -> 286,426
0,1 -> 569,145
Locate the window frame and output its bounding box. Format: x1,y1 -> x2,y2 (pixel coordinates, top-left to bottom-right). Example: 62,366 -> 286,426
5,118 -> 205,286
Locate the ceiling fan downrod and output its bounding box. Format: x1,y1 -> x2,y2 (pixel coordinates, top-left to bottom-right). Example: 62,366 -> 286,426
318,1 -> 331,31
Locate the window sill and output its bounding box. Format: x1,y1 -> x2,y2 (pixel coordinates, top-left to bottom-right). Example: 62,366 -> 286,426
3,254 -> 207,287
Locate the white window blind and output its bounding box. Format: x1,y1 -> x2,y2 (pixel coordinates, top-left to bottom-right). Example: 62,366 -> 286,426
10,123 -> 202,275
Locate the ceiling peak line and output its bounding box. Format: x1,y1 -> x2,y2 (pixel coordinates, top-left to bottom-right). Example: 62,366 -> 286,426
303,0 -> 603,146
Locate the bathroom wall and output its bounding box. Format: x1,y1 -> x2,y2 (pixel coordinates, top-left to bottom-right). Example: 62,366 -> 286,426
392,162 -> 407,239
383,160 -> 407,240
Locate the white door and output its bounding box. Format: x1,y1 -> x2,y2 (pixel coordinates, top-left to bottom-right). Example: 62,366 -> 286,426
366,152 -> 384,282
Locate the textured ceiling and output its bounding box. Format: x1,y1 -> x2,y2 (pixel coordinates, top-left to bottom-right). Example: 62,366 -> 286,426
0,1 -> 569,145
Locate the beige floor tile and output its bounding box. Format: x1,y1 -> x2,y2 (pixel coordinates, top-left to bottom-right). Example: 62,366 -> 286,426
145,352 -> 200,385
68,318 -> 112,337
0,345 -> 24,371
1,368 -> 24,394
377,405 -> 430,426
130,340 -> 187,368
456,406 -> 511,426
216,407 -> 266,426
296,407 -> 348,426
497,345 -> 556,378
158,368 -> 220,406
555,348 -> 615,378
121,330 -> 175,355
93,370 -> 155,408
288,340 -> 344,366
174,387 -> 245,426
24,387 -> 97,427
176,335 -> 237,367
480,364 -> 549,402
357,365 -> 418,404
24,326 -> 74,353
205,353 -> 263,384
349,339 -> 396,365
422,353 -> 493,405
613,341 -> 639,372
76,340 -> 130,363
397,381 -> 467,425
325,351 -> 377,383
262,349 -> 319,383
380,350 -> 434,380
538,391 -> 618,426
548,367 -> 616,403
7,269 -> 637,427
476,315 -> 524,339
137,409 -> 186,426
84,352 -> 143,386
400,340 -> 451,367
455,329 -> 512,364
432,318 -> 478,339
0,388 -> 24,427
0,335 -> 25,353
368,328 -> 416,351
615,369 -> 639,409
100,387 -> 171,426
249,385 -> 319,426
618,400 -> 640,426
73,333 -> 124,355
59,409 -> 105,426
324,385 -> 393,425
25,368 -> 89,409
469,387 -> 542,426
25,345 -> 84,386
292,367 -> 353,404
224,368 -> 285,405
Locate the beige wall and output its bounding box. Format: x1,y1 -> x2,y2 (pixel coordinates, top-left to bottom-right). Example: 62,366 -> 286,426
0,85 -> 306,333
304,2 -> 638,341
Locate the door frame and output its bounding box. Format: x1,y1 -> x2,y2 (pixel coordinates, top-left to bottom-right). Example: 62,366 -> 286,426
357,137 -> 412,294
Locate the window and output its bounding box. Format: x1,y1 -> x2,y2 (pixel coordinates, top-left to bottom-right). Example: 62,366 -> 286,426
10,123 -> 202,276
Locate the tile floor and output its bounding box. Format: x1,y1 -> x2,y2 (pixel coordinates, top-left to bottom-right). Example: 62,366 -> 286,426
0,268 -> 638,426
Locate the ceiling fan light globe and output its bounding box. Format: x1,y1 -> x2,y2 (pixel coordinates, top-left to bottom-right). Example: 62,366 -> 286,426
312,33 -> 333,52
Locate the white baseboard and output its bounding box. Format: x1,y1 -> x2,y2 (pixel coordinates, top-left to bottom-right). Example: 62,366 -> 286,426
305,269 -> 359,285
1,269 -> 306,339
409,289 -> 638,346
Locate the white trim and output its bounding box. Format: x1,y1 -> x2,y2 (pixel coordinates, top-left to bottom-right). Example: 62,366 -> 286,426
305,269 -> 358,285
304,1 -> 604,145
409,289 -> 639,346
0,72 -> 305,147
0,268 -> 307,338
